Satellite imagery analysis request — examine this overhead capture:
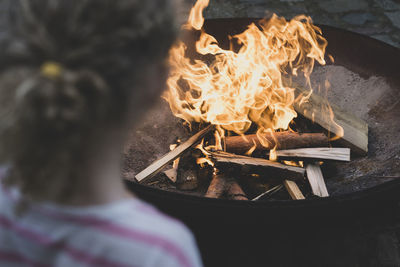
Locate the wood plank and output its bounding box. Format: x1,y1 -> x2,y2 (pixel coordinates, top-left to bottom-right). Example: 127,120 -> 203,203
135,125 -> 213,183
306,163 -> 329,197
276,147 -> 350,162
284,180 -> 305,200
210,151 -> 305,180
294,85 -> 368,156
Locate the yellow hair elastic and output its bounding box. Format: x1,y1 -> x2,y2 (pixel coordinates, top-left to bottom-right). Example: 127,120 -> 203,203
40,61 -> 63,79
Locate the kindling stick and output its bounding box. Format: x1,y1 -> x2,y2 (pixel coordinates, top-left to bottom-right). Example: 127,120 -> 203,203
135,125 -> 213,183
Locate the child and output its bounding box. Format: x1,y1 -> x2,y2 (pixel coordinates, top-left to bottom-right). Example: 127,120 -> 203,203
0,0 -> 203,266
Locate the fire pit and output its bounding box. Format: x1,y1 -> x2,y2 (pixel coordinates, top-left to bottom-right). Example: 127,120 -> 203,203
123,17 -> 400,267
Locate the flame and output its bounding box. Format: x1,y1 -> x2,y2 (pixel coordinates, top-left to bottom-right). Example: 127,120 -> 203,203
186,0 -> 210,30
283,160 -> 304,167
165,0 -> 329,151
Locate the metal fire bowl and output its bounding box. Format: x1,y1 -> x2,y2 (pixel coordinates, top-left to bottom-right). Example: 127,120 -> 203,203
125,18 -> 400,265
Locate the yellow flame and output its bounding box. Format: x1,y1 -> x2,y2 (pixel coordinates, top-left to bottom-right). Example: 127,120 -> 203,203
245,139 -> 257,156
283,160 -> 304,167
186,0 -> 210,30
165,0 -> 329,151
269,146 -> 277,161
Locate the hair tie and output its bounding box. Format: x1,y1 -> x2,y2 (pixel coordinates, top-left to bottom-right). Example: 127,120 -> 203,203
40,62 -> 63,79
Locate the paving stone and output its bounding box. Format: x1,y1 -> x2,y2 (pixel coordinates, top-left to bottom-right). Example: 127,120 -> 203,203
205,1 -> 238,18
246,6 -> 282,18
311,14 -> 338,27
238,0 -> 271,4
318,0 -> 369,13
385,11 -> 400,28
375,0 -> 400,11
349,25 -> 392,35
279,0 -> 304,2
342,13 -> 377,25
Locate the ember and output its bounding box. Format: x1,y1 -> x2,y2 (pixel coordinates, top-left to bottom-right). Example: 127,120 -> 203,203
133,0 -> 370,201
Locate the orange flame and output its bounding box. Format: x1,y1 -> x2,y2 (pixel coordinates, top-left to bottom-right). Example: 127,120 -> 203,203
165,0 -> 329,151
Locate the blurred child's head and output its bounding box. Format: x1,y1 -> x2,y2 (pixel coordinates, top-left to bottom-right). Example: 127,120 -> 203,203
0,0 -> 180,201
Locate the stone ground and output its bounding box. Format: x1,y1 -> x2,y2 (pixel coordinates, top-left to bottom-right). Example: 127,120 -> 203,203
181,0 -> 400,48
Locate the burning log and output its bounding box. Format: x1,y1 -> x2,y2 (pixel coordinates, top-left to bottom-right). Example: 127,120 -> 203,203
306,163 -> 329,197
276,147 -> 350,162
210,151 -> 305,181
224,132 -> 329,155
294,86 -> 368,156
135,125 -> 213,183
284,180 -> 305,200
205,172 -> 227,199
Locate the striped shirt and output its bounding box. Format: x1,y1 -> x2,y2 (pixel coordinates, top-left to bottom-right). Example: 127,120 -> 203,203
0,169 -> 203,267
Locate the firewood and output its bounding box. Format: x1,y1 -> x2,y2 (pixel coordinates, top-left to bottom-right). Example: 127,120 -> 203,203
177,169 -> 199,190
164,168 -> 178,183
276,147 -> 350,162
176,152 -> 199,190
284,180 -> 305,200
135,125 -> 213,183
252,184 -> 283,201
205,172 -> 227,199
294,85 -> 368,156
306,163 -> 329,197
224,132 -> 329,155
210,151 -> 305,180
226,180 -> 248,200
163,157 -> 180,183
238,174 -> 270,197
